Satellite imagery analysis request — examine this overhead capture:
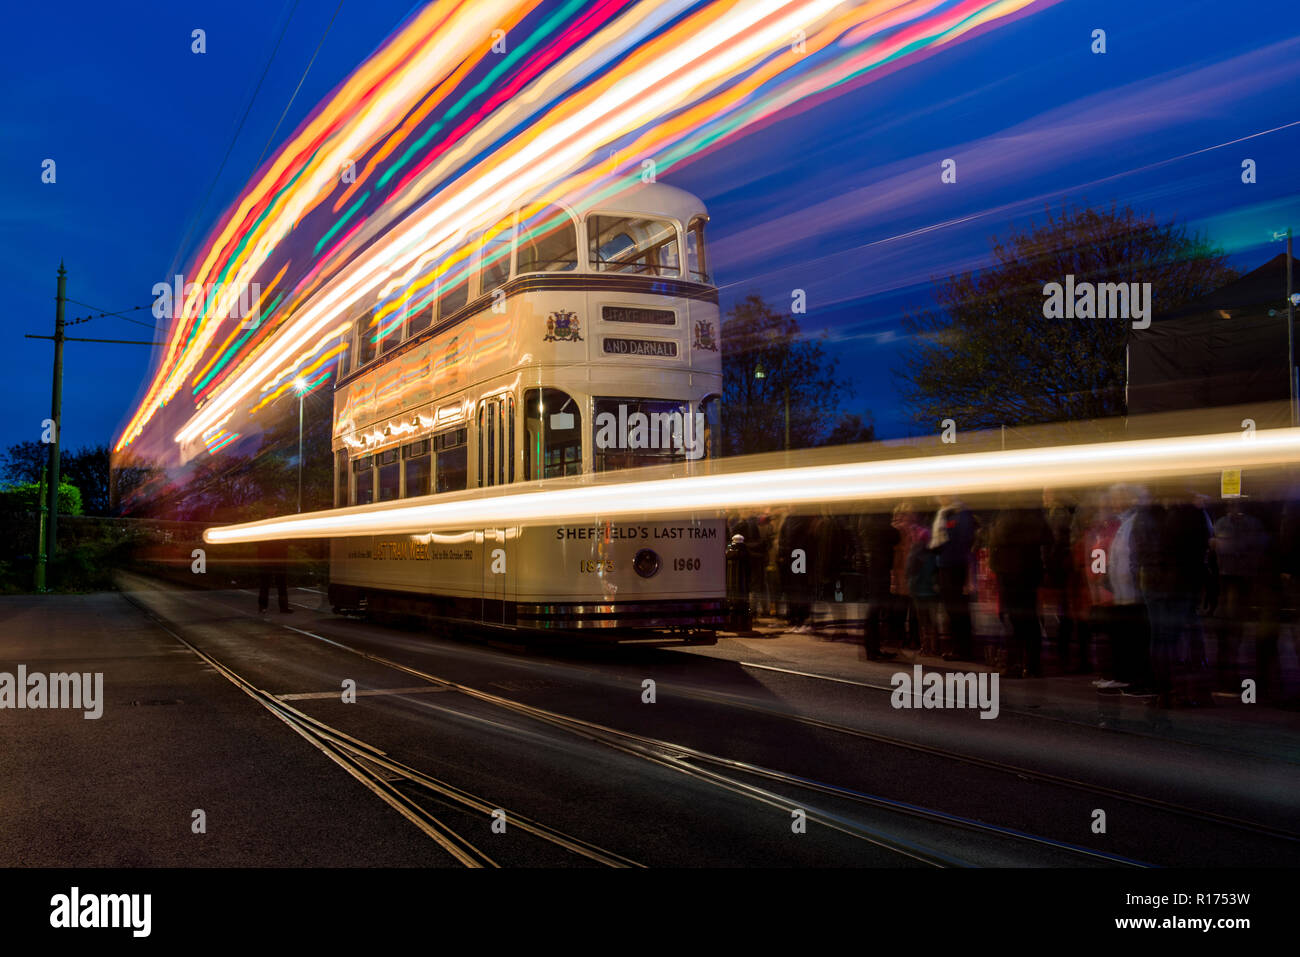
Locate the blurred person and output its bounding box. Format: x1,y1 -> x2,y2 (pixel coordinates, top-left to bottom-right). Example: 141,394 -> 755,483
858,510 -> 900,660
257,538 -> 293,614
891,503 -> 922,650
814,509 -> 859,637
763,509 -> 786,621
1211,499 -> 1270,696
1105,485 -> 1152,692
931,494 -> 978,661
731,511 -> 770,620
753,511 -> 777,618
903,507 -> 941,655
779,510 -> 817,632
989,505 -> 1052,678
1141,489 -> 1211,706
1043,489 -> 1081,672
1081,491 -> 1121,685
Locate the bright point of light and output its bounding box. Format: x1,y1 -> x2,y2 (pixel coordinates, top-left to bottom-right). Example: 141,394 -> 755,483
204,427 -> 1300,545
294,378 -> 308,394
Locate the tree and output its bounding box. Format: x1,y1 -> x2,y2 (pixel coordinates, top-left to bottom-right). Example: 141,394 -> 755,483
0,481 -> 82,515
2,441 -> 47,484
825,411 -> 876,446
62,445 -> 112,516
721,294 -> 854,456
896,202 -> 1237,433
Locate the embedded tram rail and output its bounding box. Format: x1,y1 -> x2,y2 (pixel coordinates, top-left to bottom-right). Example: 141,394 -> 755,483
114,571 -> 1300,867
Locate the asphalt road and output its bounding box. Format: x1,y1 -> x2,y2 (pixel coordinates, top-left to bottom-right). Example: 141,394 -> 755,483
3,574 -> 1297,868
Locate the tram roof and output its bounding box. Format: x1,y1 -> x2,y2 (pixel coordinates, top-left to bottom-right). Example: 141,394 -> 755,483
569,180 -> 708,225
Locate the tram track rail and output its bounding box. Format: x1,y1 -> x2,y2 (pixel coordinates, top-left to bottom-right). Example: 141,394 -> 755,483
120,589 -> 643,868
120,577 -> 1162,865
266,598 -> 1299,850
119,574 -> 1298,865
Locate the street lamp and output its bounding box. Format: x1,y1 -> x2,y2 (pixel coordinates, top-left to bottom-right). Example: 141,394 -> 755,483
294,377 -> 308,512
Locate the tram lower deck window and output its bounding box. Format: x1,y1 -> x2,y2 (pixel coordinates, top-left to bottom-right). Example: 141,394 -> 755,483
378,448 -> 400,502
353,455 -> 375,505
593,397 -> 693,472
525,388 -> 582,479
403,440 -> 431,498
435,428 -> 468,493
335,451 -> 349,507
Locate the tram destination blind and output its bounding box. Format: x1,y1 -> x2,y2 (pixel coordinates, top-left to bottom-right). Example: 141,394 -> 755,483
602,337 -> 678,357
602,305 -> 675,325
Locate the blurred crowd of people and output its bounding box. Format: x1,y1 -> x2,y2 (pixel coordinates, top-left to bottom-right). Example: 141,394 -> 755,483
727,485 -> 1300,708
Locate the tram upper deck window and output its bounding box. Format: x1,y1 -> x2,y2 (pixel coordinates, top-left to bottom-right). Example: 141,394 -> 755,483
377,448 -> 401,502
438,256 -> 470,319
687,216 -> 709,283
406,296 -> 433,339
517,204 -> 577,273
588,216 -> 680,277
524,388 -> 582,479
402,439 -> 431,498
356,314 -> 377,366
478,217 -> 513,293
378,304 -> 402,355
435,428 -> 468,493
592,397 -> 695,472
337,329 -> 352,378
353,455 -> 375,505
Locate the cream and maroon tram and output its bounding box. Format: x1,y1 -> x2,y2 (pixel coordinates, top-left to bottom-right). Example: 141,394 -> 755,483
327,181 -> 724,639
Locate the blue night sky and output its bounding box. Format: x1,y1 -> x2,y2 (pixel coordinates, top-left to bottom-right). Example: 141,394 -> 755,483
2,0 -> 1297,455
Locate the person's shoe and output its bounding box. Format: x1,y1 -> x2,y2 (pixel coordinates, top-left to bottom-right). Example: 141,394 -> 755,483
1121,686 -> 1157,697
866,651 -> 896,661
258,607 -> 269,615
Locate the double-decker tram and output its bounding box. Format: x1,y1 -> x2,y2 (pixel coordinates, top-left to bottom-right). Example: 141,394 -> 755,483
327,181 -> 724,640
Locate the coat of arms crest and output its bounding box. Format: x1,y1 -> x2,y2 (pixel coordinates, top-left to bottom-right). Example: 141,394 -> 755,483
544,309 -> 583,342
693,319 -> 718,351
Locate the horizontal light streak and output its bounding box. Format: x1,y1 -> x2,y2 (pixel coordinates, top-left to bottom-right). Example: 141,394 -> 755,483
204,427 -> 1300,544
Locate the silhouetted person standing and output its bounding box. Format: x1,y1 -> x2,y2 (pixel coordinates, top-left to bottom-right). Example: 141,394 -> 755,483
257,539 -> 293,614
859,511 -> 900,660
990,506 -> 1051,677
1212,500 -> 1269,696
931,495 -> 977,661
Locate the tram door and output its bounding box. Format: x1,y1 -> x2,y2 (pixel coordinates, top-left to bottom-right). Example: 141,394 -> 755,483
477,394 -> 515,624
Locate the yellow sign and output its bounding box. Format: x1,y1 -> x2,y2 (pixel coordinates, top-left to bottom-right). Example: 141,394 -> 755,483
1221,469 -> 1242,498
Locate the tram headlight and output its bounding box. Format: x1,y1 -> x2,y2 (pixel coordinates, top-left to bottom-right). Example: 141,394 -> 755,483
632,548 -> 661,579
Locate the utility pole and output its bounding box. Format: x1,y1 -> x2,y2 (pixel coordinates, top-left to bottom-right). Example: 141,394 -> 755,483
45,263 -> 67,572
25,262 -> 162,589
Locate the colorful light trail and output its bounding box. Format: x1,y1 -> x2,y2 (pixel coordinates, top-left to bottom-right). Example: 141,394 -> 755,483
118,0 -> 1054,466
